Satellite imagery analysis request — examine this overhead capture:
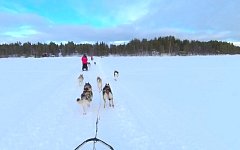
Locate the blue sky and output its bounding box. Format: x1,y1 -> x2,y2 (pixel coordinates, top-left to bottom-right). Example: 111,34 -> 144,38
0,0 -> 240,45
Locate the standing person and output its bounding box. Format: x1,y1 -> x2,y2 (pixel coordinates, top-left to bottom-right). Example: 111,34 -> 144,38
81,54 -> 88,71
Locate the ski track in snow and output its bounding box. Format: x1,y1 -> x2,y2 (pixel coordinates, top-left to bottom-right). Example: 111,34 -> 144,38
78,57 -> 152,149
72,57 -> 159,149
96,59 -> 147,149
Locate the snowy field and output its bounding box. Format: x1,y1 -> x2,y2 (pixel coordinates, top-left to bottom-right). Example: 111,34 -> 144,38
0,55 -> 240,150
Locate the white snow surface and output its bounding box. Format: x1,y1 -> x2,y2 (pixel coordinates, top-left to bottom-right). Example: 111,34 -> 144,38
0,56 -> 240,150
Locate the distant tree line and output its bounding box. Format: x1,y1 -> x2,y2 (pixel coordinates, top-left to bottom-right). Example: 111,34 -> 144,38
0,36 -> 240,58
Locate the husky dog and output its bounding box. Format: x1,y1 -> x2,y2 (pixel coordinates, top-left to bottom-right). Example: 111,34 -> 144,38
78,74 -> 84,86
114,70 -> 119,81
83,82 -> 93,102
102,83 -> 114,108
76,96 -> 90,115
97,77 -> 102,92
76,82 -> 93,115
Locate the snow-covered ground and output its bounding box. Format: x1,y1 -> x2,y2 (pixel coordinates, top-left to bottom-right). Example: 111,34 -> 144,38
0,55 -> 240,150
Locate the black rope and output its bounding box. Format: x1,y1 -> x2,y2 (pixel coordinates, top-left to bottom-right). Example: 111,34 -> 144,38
93,116 -> 99,150
74,95 -> 114,150
74,138 -> 114,150
95,116 -> 99,138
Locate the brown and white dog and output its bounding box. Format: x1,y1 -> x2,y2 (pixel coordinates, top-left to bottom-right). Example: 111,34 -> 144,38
114,70 -> 119,81
76,96 -> 90,115
83,82 -> 93,102
78,74 -> 84,86
97,77 -> 102,92
102,83 -> 114,108
76,82 -> 93,115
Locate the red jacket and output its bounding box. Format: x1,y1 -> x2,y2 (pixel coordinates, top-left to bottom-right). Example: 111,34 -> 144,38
82,56 -> 88,64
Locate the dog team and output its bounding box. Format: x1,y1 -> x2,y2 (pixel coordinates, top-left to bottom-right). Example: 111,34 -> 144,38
77,71 -> 118,115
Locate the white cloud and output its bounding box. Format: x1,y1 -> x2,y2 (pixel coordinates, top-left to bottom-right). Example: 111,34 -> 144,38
0,0 -> 240,45
3,26 -> 40,38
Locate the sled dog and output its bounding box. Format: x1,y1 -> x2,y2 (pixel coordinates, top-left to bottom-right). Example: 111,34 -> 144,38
76,94 -> 90,115
97,77 -> 102,92
102,83 -> 114,108
114,70 -> 119,81
76,82 -> 93,115
83,82 -> 93,102
78,74 -> 84,86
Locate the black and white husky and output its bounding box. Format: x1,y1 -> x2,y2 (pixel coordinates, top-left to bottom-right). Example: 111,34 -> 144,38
102,83 -> 114,108
76,96 -> 90,115
114,70 -> 119,81
83,82 -> 93,102
97,77 -> 102,92
76,82 -> 93,115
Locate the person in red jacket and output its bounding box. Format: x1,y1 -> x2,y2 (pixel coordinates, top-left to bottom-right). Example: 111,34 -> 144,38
81,54 -> 88,71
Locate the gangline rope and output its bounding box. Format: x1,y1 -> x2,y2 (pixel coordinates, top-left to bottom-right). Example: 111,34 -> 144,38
74,90 -> 114,150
